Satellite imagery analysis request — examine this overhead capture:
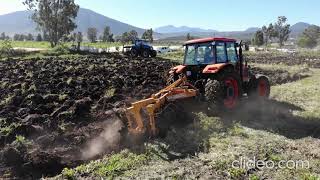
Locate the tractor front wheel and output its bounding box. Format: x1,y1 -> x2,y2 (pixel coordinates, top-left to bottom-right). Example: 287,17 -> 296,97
142,50 -> 150,58
150,50 -> 157,57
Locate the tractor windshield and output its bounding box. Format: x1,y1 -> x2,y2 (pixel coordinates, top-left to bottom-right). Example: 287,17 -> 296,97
184,43 -> 214,65
136,40 -> 150,46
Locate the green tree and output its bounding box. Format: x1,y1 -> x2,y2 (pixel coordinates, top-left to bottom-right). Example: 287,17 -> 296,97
0,39 -> 13,58
121,32 -> 130,44
36,34 -> 43,41
18,34 -> 25,41
43,32 -> 49,41
76,32 -> 83,51
108,34 -> 114,42
0,32 -> 6,40
274,16 -> 291,47
23,0 -> 79,47
128,30 -> 138,43
13,34 -> 25,41
102,26 -> 114,42
69,32 -> 77,43
297,25 -> 320,48
13,34 -> 20,41
253,30 -> 264,46
142,29 -> 154,42
26,33 -> 34,41
87,28 -> 98,43
186,33 -> 192,40
262,23 -> 277,47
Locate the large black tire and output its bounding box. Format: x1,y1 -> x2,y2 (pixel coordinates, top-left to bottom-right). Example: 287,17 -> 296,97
130,49 -> 138,57
150,50 -> 157,57
142,50 -> 150,58
248,75 -> 270,99
204,79 -> 224,105
205,71 -> 242,109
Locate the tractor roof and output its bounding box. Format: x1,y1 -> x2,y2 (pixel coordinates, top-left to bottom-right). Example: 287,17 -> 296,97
184,37 -> 237,45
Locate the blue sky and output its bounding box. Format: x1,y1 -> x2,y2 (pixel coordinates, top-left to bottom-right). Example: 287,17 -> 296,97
0,0 -> 319,31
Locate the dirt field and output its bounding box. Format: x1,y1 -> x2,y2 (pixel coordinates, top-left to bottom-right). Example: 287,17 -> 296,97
0,54 -> 174,178
0,52 -> 319,179
246,51 -> 320,68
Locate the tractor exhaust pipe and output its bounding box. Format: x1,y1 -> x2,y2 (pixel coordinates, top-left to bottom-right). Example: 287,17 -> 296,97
239,41 -> 244,84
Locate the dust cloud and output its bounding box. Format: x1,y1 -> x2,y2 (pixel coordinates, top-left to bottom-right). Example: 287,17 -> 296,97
81,118 -> 124,160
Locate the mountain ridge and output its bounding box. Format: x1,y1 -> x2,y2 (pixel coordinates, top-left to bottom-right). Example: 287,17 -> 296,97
0,8 -> 146,37
155,22 -> 313,39
0,8 -> 315,40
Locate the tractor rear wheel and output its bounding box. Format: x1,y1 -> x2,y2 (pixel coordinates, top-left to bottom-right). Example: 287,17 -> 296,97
130,49 -> 138,57
205,71 -> 242,109
150,50 -> 157,57
142,50 -> 150,58
248,75 -> 270,98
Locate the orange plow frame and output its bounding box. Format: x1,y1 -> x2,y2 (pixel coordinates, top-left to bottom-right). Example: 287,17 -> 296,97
125,76 -> 198,136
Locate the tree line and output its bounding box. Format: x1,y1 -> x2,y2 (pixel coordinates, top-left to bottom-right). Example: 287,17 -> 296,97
252,15 -> 320,49
297,25 -> 320,48
86,27 -> 154,44
0,32 -> 10,40
13,33 -> 41,41
252,16 -> 291,48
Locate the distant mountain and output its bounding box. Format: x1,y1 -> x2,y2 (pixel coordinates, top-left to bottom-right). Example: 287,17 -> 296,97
0,9 -> 315,40
290,22 -> 311,37
155,25 -> 217,34
156,28 -> 261,40
0,11 -> 36,35
156,22 -> 315,40
244,27 -> 260,32
75,8 -> 146,36
0,8 -> 147,37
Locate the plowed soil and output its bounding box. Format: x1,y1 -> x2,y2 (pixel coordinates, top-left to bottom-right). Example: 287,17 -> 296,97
0,53 -> 313,179
245,52 -> 320,68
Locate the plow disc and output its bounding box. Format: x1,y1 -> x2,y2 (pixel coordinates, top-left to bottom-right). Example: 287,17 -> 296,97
125,76 -> 198,137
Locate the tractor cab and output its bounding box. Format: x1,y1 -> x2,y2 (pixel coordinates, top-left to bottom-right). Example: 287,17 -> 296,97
183,38 -> 238,66
170,37 -> 248,83
135,39 -> 151,48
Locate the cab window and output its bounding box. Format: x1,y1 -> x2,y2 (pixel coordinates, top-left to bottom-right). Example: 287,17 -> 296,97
196,43 -> 214,64
226,42 -> 238,63
184,43 -> 214,65
216,42 -> 227,63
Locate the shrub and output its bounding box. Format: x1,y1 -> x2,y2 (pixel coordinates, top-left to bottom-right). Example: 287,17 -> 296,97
43,43 -> 70,56
0,40 -> 14,58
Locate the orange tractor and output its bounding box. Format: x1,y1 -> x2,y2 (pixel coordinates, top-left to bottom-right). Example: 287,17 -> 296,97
125,37 -> 270,136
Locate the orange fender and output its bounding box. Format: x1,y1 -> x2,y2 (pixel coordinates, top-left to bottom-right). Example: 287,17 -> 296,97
202,63 -> 230,74
169,65 -> 186,74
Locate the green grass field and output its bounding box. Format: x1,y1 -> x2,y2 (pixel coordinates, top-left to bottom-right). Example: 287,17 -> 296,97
51,61 -> 320,179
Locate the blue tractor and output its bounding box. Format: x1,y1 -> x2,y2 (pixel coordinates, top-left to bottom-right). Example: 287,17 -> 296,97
123,39 -> 157,58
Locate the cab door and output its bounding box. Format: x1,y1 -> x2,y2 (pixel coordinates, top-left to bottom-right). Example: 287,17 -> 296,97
226,42 -> 249,81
